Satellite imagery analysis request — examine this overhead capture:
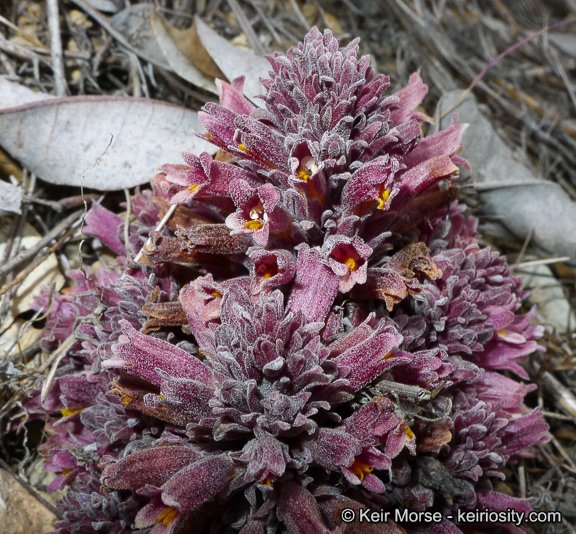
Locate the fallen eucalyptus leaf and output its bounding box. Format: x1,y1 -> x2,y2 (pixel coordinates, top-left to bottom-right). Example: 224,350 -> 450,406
110,4 -> 169,68
0,77 -> 54,109
150,9 -> 218,95
194,16 -> 269,104
186,19 -> 225,79
0,179 -> 23,214
0,96 -> 216,190
548,31 -> 576,59
438,91 -> 576,261
85,0 -> 122,13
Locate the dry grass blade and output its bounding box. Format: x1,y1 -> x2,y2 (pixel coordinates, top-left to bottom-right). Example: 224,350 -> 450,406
39,334 -> 76,402
225,0 -> 266,56
539,371 -> 576,420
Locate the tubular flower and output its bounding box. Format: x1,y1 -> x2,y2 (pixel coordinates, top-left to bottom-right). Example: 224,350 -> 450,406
25,27 -> 549,534
390,383 -> 548,532
161,27 -> 467,311
101,286 -> 413,533
19,200 -> 178,534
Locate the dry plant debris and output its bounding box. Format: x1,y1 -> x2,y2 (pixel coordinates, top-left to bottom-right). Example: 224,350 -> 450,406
0,1 -> 575,533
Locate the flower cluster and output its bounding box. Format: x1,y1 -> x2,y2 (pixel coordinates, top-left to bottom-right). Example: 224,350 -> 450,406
20,191 -> 178,533
27,28 -> 548,534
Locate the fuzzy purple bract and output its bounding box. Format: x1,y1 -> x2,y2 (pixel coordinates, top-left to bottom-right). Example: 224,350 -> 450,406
25,28 -> 548,534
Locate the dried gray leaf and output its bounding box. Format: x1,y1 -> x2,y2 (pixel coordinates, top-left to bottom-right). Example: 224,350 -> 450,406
0,361 -> 21,376
85,0 -> 122,13
150,10 -> 217,95
548,31 -> 576,59
0,180 -> 22,214
110,4 -> 169,68
0,96 -> 216,191
0,77 -> 54,109
438,91 -> 576,261
194,16 -> 269,105
517,261 -> 576,334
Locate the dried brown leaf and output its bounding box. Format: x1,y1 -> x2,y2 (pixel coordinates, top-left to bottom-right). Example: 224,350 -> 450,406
150,9 -> 218,95
186,19 -> 225,79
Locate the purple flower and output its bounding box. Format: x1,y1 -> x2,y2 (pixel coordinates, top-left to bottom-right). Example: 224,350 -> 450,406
84,203 -> 125,256
323,235 -> 372,292
287,243 -> 340,322
100,285 -> 414,532
248,248 -> 296,294
391,383 -> 548,533
225,181 -> 288,246
162,152 -> 259,205
156,26 -> 468,310
24,26 -> 549,534
21,198 -> 180,534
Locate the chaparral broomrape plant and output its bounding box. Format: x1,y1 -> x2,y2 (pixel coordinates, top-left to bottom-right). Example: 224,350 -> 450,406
23,28 -> 548,534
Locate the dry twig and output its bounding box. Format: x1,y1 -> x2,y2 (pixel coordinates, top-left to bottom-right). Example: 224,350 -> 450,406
46,0 -> 67,96
0,209 -> 84,282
